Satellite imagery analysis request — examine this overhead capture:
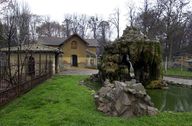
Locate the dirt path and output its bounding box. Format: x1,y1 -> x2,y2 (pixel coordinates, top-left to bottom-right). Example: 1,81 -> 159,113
59,68 -> 98,75
60,69 -> 192,87
163,76 -> 192,87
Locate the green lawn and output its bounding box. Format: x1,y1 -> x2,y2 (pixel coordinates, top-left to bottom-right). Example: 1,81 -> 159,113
164,68 -> 192,78
1,75 -> 192,126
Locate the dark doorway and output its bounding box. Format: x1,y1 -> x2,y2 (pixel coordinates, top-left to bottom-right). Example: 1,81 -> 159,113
28,56 -> 35,75
72,55 -> 78,66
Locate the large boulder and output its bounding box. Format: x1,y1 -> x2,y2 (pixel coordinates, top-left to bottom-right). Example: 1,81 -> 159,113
94,80 -> 158,118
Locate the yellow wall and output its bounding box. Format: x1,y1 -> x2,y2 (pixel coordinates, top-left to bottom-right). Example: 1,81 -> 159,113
6,52 -> 56,76
60,36 -> 94,67
40,36 -> 98,69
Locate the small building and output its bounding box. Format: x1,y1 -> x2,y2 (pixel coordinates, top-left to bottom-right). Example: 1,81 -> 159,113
0,43 -> 61,76
0,44 -> 62,106
39,34 -> 99,70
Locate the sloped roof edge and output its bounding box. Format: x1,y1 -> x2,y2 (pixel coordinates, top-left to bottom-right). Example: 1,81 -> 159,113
0,43 -> 61,53
59,34 -> 88,47
39,34 -> 99,47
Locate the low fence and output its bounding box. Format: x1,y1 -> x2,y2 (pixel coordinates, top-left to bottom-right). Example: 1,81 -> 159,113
0,52 -> 53,106
0,74 -> 52,106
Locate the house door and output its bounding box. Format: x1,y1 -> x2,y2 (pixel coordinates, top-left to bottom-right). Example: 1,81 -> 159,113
72,55 -> 78,66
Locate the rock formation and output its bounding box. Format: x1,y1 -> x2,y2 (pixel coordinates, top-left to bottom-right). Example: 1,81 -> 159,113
98,27 -> 163,88
94,80 -> 158,118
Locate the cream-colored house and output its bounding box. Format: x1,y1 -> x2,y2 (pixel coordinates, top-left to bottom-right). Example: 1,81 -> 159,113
39,34 -> 99,70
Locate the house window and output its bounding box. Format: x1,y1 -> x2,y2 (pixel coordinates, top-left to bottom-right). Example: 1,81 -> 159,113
28,56 -> 35,75
71,41 -> 77,49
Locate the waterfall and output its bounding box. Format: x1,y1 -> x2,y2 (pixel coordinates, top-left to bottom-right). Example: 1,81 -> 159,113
126,54 -> 135,78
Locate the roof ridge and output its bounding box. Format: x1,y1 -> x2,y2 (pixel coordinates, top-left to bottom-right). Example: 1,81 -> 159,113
39,34 -> 99,47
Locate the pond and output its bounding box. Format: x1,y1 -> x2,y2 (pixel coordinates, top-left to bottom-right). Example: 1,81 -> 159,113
147,85 -> 192,112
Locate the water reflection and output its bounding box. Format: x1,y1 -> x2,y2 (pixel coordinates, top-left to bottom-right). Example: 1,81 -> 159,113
147,85 -> 192,112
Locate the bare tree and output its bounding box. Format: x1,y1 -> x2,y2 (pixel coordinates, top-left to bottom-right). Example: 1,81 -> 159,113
62,14 -> 95,38
88,16 -> 101,39
0,21 -> 5,47
98,20 -> 110,42
0,0 -> 10,13
128,5 -> 136,28
18,2 -> 31,44
0,0 -> 9,5
109,8 -> 120,39
43,16 -> 52,37
78,14 -> 88,38
0,0 -> 10,47
1,0 -> 32,86
70,14 -> 79,34
37,17 -> 63,38
185,13 -> 192,46
159,0 -> 190,63
134,0 -> 190,67
1,0 -> 21,86
30,14 -> 43,41
97,20 -> 111,54
62,14 -> 72,37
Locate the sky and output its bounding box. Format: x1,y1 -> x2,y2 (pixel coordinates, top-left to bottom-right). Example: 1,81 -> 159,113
18,0 -> 144,37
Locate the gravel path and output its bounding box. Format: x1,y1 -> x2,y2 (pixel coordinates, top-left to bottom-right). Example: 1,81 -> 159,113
59,68 -> 98,75
163,76 -> 192,87
60,69 -> 192,87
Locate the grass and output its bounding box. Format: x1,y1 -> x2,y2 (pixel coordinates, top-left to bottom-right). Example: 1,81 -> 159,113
1,75 -> 192,126
164,68 -> 192,78
82,78 -> 102,91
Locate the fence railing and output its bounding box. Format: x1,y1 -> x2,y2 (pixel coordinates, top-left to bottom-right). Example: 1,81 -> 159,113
0,53 -> 53,106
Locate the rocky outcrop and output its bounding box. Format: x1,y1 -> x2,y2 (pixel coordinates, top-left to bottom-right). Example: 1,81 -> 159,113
98,27 -> 163,87
94,80 -> 158,118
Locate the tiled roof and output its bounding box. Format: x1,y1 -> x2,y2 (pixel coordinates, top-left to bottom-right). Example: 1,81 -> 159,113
39,37 -> 66,46
39,34 -> 99,47
0,43 -> 60,53
85,39 -> 99,47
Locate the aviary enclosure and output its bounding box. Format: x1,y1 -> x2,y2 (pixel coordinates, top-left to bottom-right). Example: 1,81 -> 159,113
0,50 -> 53,106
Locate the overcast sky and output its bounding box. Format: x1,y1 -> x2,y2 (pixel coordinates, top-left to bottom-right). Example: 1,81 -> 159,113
18,0 -> 144,37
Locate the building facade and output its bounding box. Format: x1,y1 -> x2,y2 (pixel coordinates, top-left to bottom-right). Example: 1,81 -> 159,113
39,34 -> 98,70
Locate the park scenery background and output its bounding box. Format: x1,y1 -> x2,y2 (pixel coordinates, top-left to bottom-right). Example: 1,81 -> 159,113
0,0 -> 192,125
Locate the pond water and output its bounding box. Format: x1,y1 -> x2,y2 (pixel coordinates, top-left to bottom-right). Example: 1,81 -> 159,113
147,85 -> 192,112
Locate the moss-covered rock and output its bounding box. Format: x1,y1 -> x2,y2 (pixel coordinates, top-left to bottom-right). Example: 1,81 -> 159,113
146,80 -> 168,89
99,27 -> 163,87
